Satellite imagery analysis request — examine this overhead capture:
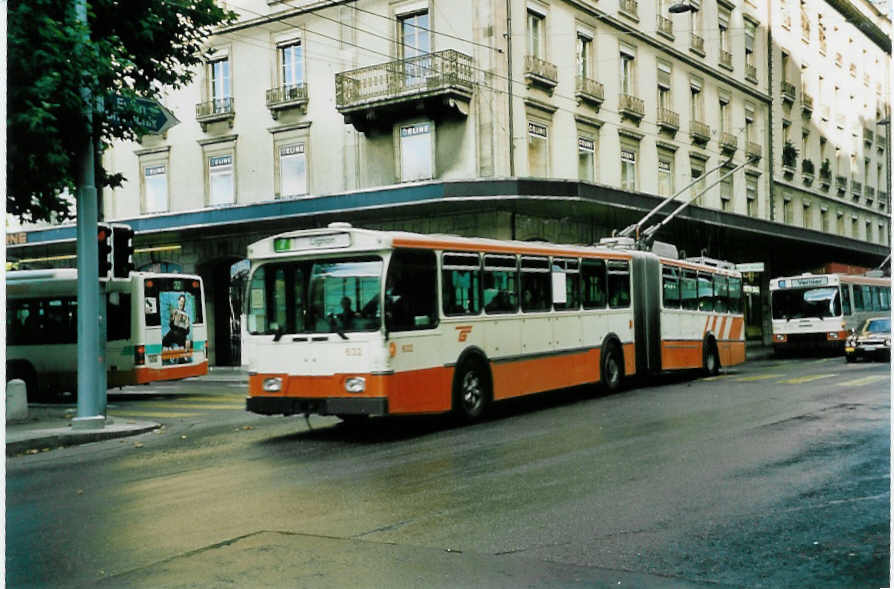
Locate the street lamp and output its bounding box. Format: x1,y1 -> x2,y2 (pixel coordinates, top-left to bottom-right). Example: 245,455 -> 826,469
668,1 -> 699,13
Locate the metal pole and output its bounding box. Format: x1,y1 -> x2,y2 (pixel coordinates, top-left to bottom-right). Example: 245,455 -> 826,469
73,0 -> 106,428
505,0 -> 515,176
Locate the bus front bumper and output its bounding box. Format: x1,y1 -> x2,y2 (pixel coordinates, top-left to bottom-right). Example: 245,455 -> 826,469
246,396 -> 388,417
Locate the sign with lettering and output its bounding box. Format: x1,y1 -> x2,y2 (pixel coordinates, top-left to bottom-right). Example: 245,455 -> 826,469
578,137 -> 595,152
273,232 -> 351,252
400,123 -> 431,138
528,122 -> 547,138
209,155 -> 233,168
6,232 -> 26,246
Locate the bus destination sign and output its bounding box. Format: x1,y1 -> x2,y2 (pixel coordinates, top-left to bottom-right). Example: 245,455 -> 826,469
273,232 -> 351,252
778,276 -> 830,288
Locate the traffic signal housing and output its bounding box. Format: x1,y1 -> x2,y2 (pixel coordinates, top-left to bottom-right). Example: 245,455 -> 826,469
112,224 -> 135,278
97,223 -> 113,280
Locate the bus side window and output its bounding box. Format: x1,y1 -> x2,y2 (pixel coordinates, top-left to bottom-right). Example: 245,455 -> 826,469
483,254 -> 518,314
840,285 -> 852,316
853,284 -> 864,311
386,249 -> 438,331
581,259 -> 607,308
728,276 -> 743,314
881,287 -> 891,312
607,260 -> 631,309
714,275 -> 729,313
681,270 -> 698,310
662,265 -> 680,309
442,252 -> 481,316
697,272 -> 714,312
521,256 -> 551,312
247,266 -> 268,334
870,286 -> 882,311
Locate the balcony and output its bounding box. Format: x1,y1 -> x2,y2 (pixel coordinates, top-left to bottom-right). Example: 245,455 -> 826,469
867,186 -> 876,201
690,120 -> 711,144
801,93 -> 813,115
619,0 -> 638,19
575,76 -> 604,110
657,15 -> 673,39
835,114 -> 846,129
746,141 -> 762,161
801,159 -> 815,184
849,63 -> 857,78
881,191 -> 889,205
864,128 -> 874,145
719,49 -> 733,70
690,33 -> 705,56
265,83 -> 308,119
195,97 -> 234,132
819,167 -> 832,189
618,93 -> 645,122
836,175 -> 848,193
335,49 -> 474,133
852,181 -> 863,198
781,14 -> 792,30
781,81 -> 796,104
745,63 -> 757,83
819,38 -> 827,54
524,55 -> 558,93
719,131 -> 738,153
657,107 -> 679,133
864,73 -> 871,87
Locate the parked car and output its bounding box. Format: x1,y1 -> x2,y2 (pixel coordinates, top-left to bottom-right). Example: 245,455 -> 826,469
845,317 -> 891,362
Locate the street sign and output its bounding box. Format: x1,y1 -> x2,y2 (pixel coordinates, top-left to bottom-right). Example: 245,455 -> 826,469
735,262 -> 765,272
103,94 -> 180,135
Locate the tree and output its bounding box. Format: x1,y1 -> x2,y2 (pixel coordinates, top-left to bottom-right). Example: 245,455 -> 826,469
7,0 -> 235,223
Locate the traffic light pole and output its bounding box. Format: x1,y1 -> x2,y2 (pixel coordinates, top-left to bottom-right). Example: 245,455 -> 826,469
73,0 -> 106,428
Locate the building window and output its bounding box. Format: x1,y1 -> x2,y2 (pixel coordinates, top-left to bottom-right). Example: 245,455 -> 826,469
718,10 -> 730,53
578,136 -> 595,182
657,61 -> 672,111
527,10 -> 544,58
745,20 -> 756,67
745,104 -> 755,144
208,154 -> 235,206
852,216 -> 859,237
802,203 -> 811,228
143,164 -> 168,213
837,212 -> 845,235
746,175 -> 757,217
880,223 -> 887,244
527,121 -> 549,177
399,10 -> 430,58
279,143 -> 307,197
210,58 -> 230,103
281,42 -> 303,87
576,33 -> 592,78
620,144 -> 637,191
866,220 -> 872,241
399,121 -> 434,182
719,97 -> 730,134
657,152 -> 674,197
690,158 -> 705,203
720,170 -> 733,211
620,44 -> 636,95
784,198 -> 793,224
690,79 -> 703,122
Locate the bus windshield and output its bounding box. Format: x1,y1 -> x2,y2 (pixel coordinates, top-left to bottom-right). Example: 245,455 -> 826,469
247,256 -> 383,335
772,286 -> 841,320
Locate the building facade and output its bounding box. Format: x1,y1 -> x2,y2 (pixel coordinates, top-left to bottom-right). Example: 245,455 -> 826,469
7,0 -> 891,364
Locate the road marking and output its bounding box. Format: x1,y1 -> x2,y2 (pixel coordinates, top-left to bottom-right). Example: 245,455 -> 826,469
838,375 -> 889,387
702,375 -> 727,381
778,373 -> 838,384
735,374 -> 785,382
112,411 -> 194,419
121,402 -> 242,410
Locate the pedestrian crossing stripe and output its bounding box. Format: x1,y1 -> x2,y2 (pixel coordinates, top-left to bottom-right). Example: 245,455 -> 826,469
838,375 -> 889,387
734,374 -> 784,382
778,373 -> 838,384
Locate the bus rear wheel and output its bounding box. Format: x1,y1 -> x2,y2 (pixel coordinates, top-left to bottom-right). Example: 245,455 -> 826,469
453,360 -> 489,422
601,343 -> 624,393
703,340 -> 720,376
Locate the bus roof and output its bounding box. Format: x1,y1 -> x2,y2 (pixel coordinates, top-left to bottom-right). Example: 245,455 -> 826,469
248,223 -> 741,277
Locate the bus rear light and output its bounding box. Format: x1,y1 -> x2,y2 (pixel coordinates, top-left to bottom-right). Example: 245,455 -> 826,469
263,377 -> 283,392
344,377 -> 366,393
774,334 -> 787,343
134,345 -> 146,366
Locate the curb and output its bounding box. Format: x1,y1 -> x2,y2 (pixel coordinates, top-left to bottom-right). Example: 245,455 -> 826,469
6,422 -> 160,456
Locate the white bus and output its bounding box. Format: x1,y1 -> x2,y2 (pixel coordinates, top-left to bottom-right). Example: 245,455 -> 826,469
6,269 -> 208,401
769,272 -> 891,354
243,224 -> 745,422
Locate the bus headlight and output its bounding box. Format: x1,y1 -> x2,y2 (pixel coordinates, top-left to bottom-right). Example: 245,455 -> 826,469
345,377 -> 366,393
827,331 -> 840,340
774,334 -> 787,343
263,377 -> 283,392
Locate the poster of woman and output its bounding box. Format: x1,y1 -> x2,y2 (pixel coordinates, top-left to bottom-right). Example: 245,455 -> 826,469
160,291 -> 196,365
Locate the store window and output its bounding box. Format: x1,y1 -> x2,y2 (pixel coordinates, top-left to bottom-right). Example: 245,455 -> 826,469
657,152 -> 674,197
528,121 -> 549,177
578,136 -> 595,182
620,146 -> 637,191
208,154 -> 235,206
399,122 -> 434,182
746,174 -> 758,217
279,143 -> 307,197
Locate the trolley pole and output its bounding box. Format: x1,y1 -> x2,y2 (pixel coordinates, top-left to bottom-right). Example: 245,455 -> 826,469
73,0 -> 106,428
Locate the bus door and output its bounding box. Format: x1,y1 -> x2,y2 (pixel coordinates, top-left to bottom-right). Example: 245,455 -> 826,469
631,254 -> 661,375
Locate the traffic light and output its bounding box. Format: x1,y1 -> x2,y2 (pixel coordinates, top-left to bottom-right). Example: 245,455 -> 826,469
112,224 -> 135,278
97,223 -> 112,280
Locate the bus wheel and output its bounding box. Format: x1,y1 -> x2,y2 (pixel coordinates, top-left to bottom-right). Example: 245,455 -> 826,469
453,360 -> 489,422
601,342 -> 624,393
703,340 -> 720,376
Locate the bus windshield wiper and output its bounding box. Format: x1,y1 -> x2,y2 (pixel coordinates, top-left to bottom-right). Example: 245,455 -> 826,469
273,326 -> 285,342
327,314 -> 349,340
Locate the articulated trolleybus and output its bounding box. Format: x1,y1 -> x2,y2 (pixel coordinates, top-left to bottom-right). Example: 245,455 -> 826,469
6,269 -> 209,400
770,272 -> 891,354
244,223 -> 745,421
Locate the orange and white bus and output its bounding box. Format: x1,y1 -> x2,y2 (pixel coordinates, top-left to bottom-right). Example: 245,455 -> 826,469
770,272 -> 891,354
244,224 -> 745,421
6,269 -> 208,401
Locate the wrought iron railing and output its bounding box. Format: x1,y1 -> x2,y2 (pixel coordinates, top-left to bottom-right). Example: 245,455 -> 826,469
618,94 -> 645,117
335,49 -> 474,108
266,83 -> 308,107
196,97 -> 234,118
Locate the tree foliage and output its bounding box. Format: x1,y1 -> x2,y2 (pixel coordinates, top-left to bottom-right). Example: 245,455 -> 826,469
7,0 -> 236,223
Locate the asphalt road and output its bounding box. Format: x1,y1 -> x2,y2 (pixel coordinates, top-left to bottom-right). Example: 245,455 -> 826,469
6,356 -> 890,588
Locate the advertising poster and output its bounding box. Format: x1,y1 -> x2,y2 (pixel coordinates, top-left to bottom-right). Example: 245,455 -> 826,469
160,291 -> 195,365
